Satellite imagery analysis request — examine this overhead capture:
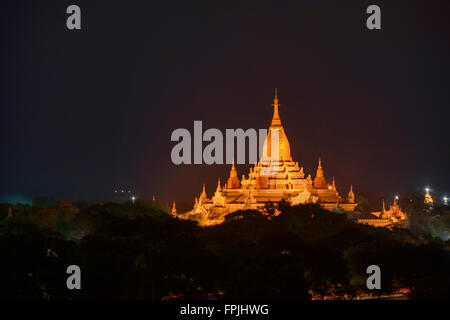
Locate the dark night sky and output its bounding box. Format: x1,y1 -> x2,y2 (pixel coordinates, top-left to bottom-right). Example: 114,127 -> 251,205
1,0 -> 449,204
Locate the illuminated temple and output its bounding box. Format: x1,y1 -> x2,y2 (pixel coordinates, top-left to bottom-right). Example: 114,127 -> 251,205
176,90 -> 362,225
357,198 -> 407,228
174,90 -> 407,227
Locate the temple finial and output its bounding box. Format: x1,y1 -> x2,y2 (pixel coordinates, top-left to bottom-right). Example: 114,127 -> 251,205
171,201 -> 177,214
229,161 -> 238,178
316,157 -> 324,178
217,178 -> 222,191
347,184 -> 355,203
271,88 -> 281,126
200,183 -> 207,199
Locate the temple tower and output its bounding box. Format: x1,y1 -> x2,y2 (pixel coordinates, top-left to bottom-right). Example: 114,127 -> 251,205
313,158 -> 328,189
200,184 -> 208,200
347,184 -> 355,203
171,201 -> 177,214
226,162 -> 241,189
261,89 -> 292,162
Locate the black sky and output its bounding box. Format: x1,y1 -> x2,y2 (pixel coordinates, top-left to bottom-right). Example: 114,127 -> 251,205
1,0 -> 449,204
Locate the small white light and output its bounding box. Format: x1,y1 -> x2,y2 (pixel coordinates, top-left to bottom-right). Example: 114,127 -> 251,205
425,187 -> 429,193
131,196 -> 136,201
395,195 -> 399,200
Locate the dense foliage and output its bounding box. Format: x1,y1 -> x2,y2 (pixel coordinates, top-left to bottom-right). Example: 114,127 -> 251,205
0,196 -> 449,300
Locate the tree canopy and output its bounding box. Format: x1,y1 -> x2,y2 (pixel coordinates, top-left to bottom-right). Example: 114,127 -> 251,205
0,197 -> 449,300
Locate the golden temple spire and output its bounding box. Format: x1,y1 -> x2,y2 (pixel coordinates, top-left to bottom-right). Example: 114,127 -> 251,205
348,184 -> 355,203
200,183 -> 207,199
316,157 -> 324,178
226,161 -> 241,189
262,88 -> 292,162
217,178 -> 222,191
382,198 -> 386,213
171,201 -> 177,214
230,161 -> 237,178
271,88 -> 281,126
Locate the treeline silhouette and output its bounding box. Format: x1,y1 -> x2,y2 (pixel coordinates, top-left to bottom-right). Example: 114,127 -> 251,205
0,197 -> 449,300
